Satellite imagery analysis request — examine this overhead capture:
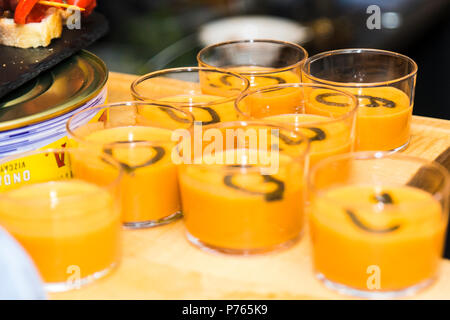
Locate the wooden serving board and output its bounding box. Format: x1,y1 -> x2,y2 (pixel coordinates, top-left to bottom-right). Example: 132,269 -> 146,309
51,72 -> 450,300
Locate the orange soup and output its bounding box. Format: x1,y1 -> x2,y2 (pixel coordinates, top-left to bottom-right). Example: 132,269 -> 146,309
264,114 -> 353,166
161,94 -> 238,124
351,87 -> 411,151
310,185 -> 445,291
179,148 -> 305,253
82,125 -> 180,226
0,180 -> 120,285
227,66 -> 300,88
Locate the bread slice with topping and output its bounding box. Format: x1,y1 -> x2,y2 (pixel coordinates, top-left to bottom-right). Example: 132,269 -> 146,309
0,8 -> 62,48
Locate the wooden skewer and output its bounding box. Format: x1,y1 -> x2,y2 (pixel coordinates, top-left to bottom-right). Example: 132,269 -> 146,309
407,146 -> 450,195
38,1 -> 86,12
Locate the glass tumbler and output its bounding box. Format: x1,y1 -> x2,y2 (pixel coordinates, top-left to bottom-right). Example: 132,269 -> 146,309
235,83 -> 358,166
302,49 -> 417,152
131,67 -> 249,125
198,39 -> 308,88
178,120 -> 310,254
0,148 -> 122,292
67,101 -> 194,228
309,151 -> 449,298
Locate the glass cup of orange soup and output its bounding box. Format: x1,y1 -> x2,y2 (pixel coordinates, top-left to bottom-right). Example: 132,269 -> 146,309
309,151 -> 449,298
198,39 -> 308,88
302,49 -> 417,152
0,148 -> 122,292
178,121 -> 310,255
131,67 -> 249,125
67,102 -> 194,229
235,83 -> 358,167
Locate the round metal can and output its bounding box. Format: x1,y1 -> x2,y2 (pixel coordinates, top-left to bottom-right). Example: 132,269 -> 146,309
0,50 -> 108,190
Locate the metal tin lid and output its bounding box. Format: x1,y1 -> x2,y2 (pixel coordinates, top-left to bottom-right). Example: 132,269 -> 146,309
0,50 -> 108,132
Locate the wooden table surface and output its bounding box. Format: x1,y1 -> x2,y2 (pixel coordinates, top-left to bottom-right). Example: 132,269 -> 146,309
51,72 -> 450,300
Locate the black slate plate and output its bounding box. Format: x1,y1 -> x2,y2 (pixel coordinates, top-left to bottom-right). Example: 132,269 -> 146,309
0,12 -> 108,99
